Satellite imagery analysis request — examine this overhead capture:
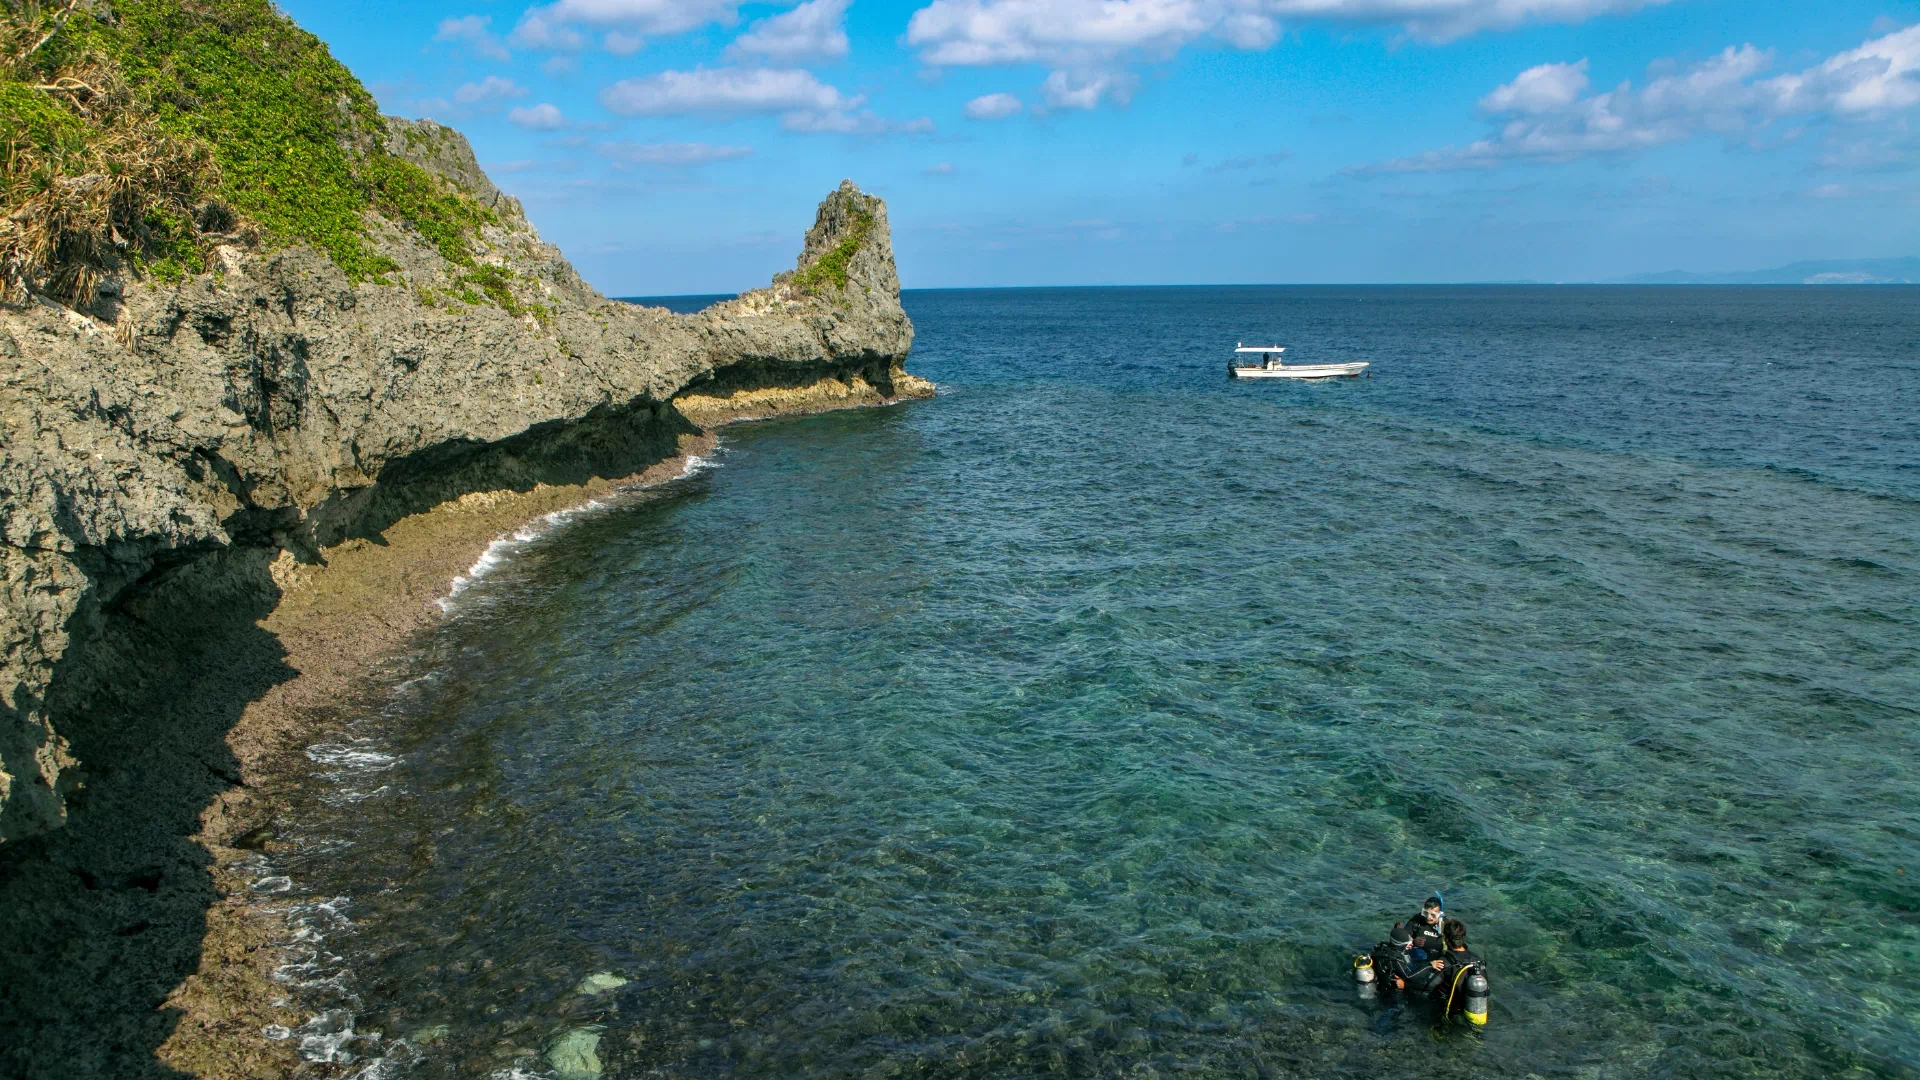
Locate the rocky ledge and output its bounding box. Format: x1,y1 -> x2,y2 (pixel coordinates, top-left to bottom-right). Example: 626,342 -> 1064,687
0,128 -> 925,846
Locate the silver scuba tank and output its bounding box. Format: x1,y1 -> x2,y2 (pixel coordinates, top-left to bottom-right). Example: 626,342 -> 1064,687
1464,966 -> 1489,1026
1354,953 -> 1377,1001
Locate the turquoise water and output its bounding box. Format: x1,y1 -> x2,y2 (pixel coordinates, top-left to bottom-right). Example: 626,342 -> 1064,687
273,287 -> 1919,1079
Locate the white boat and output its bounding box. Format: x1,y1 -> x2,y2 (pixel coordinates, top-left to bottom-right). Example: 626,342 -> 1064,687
1228,344 -> 1369,380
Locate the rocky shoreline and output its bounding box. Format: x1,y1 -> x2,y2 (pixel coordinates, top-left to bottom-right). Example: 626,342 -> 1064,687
160,381 -> 926,1078
1,116 -> 928,1079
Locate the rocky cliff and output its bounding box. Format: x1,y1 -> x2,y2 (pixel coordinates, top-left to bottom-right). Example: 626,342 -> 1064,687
0,143 -> 924,846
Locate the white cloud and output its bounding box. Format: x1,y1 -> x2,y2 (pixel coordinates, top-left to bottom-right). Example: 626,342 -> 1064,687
926,161 -> 957,174
596,67 -> 930,135
908,0 -> 1212,66
511,11 -> 586,49
783,109 -> 937,135
1041,69 -> 1127,109
600,67 -> 853,115
434,14 -> 511,61
1640,43 -> 1770,121
508,103 -> 568,129
1216,212 -> 1317,231
1768,23 -> 1920,114
544,55 -> 580,76
1361,23 -> 1920,172
513,0 -> 745,52
904,0 -> 1672,109
729,0 -> 852,62
600,140 -> 755,167
453,75 -> 528,106
1803,182 -> 1908,206
906,0 -> 1673,62
1479,59 -> 1589,113
964,91 -> 1024,118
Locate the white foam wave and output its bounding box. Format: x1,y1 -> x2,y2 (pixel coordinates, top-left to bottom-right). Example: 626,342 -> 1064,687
433,444 -> 732,614
436,498 -> 611,613
226,852 -> 270,876
295,1008 -> 371,1064
437,538 -> 515,612
320,785 -> 395,807
289,895 -> 355,928
489,1063 -> 555,1080
304,743 -> 398,770
349,1041 -> 421,1080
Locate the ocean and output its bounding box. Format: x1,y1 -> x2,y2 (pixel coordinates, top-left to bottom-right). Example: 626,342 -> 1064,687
267,286 -> 1919,1079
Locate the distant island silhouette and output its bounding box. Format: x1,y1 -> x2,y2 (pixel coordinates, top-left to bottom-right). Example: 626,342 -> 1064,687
1616,257 -> 1919,285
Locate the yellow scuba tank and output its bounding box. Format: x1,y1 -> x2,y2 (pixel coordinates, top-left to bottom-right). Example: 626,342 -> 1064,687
1463,967 -> 1489,1026
1353,953 -> 1377,1001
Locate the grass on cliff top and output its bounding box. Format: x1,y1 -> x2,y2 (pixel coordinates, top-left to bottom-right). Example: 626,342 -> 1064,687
789,207 -> 874,296
0,0 -> 494,304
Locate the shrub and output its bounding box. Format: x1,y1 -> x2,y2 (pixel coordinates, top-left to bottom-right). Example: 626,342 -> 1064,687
1,0 -> 496,304
0,53 -> 216,303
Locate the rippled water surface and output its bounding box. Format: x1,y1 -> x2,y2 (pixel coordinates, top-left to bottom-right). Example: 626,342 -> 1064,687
277,287 -> 1919,1079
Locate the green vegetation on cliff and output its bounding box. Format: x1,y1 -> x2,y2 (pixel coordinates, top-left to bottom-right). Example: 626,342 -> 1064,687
791,208 -> 874,295
0,0 -> 493,303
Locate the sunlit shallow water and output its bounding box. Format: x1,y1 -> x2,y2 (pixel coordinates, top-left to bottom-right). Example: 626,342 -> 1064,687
269,287 -> 1918,1079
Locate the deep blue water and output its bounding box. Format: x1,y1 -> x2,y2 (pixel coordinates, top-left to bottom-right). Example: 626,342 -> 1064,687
271,287 -> 1919,1079
617,293 -> 737,314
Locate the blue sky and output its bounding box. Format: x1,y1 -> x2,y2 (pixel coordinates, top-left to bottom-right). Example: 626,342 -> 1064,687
278,0 -> 1920,294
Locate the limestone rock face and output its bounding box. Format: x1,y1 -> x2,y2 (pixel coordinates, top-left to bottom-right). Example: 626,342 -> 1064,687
0,122 -> 922,843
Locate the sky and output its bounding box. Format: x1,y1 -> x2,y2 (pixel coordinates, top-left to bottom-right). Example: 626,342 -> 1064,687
275,0 -> 1920,294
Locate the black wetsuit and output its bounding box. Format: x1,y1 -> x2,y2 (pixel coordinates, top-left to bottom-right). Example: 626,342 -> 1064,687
1435,947 -> 1488,1015
1403,957 -> 1449,998
1405,914 -> 1445,957
1378,947 -> 1417,991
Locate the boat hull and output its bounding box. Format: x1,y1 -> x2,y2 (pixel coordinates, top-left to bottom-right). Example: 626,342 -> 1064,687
1229,361 -> 1369,380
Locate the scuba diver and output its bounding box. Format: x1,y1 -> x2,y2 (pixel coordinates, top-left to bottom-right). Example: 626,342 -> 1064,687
1355,904 -> 1489,1026
1405,896 -> 1446,959
1433,918 -> 1490,1026
1360,923 -> 1442,1000
1361,924 -> 1419,996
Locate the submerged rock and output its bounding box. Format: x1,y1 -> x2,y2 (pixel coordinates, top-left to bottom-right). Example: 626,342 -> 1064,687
547,1026 -> 604,1079
574,971 -> 628,996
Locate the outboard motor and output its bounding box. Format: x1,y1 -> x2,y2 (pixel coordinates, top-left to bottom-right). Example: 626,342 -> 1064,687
1463,965 -> 1489,1026
1353,953 -> 1377,1000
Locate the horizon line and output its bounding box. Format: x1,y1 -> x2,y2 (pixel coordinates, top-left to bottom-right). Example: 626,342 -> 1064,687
615,281 -> 1920,300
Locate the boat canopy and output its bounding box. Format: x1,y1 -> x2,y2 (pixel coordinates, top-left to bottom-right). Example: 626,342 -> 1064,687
1234,346 -> 1285,354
